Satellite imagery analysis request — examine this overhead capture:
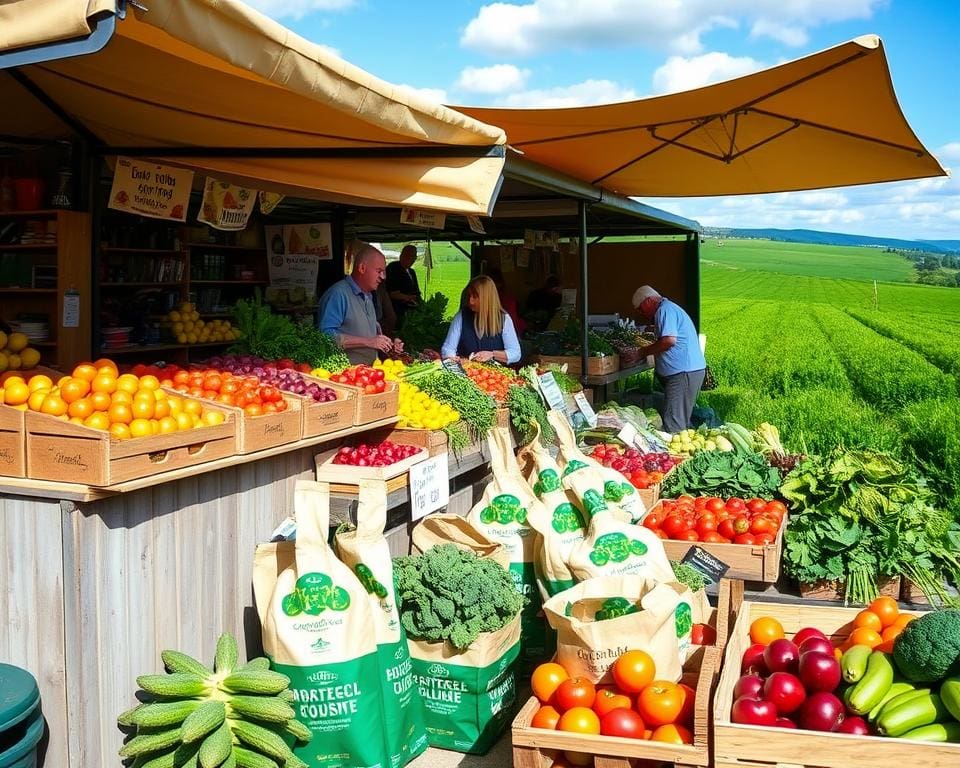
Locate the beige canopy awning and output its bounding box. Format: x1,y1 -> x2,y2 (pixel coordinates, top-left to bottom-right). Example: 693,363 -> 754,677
458,35 -> 945,197
0,0 -> 506,214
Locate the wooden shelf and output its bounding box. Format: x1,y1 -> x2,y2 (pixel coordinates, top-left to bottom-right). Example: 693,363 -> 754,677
101,246 -> 182,255
187,242 -> 263,251
0,287 -> 56,293
102,341 -> 233,355
29,341 -> 57,347
191,280 -> 267,285
0,243 -> 57,250
100,282 -> 183,288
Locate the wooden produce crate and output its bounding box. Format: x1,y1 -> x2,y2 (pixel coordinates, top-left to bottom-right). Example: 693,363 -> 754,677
800,575 -> 901,603
533,353 -> 619,376
496,406 -> 511,428
24,409 -> 237,487
645,500 -> 785,582
0,405 -> 26,478
636,482 -> 660,513
296,387 -> 356,439
512,579 -> 735,768
306,376 -> 398,426
392,427 -> 449,457
713,586 -> 952,768
315,444 -> 429,484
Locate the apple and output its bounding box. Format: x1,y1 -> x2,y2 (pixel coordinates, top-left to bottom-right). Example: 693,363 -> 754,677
798,692 -> 845,732
763,672 -> 807,715
764,639 -> 800,674
734,674 -> 764,700
835,715 -> 870,735
741,643 -> 768,675
798,651 -> 841,693
798,636 -> 835,658
775,717 -> 798,728
793,627 -> 828,647
731,696 -> 778,727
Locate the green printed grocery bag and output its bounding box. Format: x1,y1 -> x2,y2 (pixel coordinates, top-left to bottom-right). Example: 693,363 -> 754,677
518,422 -> 587,598
335,480 -> 428,768
548,410 -> 645,521
253,480 -> 386,768
408,610 -> 521,754
543,575 -> 694,684
468,427 -> 552,667
411,513 -> 509,568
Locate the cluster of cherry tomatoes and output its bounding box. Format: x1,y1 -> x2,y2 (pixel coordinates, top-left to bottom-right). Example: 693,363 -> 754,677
332,441 -> 421,467
642,496 -> 787,545
328,365 -> 387,395
528,650 -> 695,744
167,369 -> 288,417
591,444 -> 680,490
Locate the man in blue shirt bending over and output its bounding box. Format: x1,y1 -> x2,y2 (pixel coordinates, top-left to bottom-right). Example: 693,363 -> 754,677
632,285 -> 706,433
318,242 -> 404,365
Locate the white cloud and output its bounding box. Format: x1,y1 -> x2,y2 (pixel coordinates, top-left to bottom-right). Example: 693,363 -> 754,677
395,84 -> 448,105
456,65 -> 531,94
461,0 -> 884,57
245,0 -> 355,21
652,52 -> 766,94
496,79 -> 638,107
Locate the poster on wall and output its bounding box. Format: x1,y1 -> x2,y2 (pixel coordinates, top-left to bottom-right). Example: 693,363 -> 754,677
108,157 -> 193,221
198,177 -> 258,231
264,223 -> 331,306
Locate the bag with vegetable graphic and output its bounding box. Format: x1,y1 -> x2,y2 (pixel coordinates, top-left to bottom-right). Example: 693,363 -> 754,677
335,480 -> 428,768
253,480 -> 387,768
543,575 -> 695,684
518,421 -> 588,599
548,409 -> 645,521
468,427 -> 552,667
404,516 -> 522,754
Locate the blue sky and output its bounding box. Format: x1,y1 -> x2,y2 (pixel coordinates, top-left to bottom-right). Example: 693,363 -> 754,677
249,0 -> 960,240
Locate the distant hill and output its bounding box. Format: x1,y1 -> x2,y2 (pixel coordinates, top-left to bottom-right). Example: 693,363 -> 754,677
705,227 -> 960,254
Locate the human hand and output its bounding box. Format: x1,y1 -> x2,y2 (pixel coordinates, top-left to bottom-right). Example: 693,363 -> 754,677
372,334 -> 393,353
471,351 -> 494,363
391,338 -> 405,354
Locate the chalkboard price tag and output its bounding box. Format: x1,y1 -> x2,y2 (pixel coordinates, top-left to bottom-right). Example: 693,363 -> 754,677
441,359 -> 468,377
681,546 -> 730,584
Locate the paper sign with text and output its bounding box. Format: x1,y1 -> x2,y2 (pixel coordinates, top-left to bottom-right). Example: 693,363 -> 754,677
537,372 -> 567,412
108,157 -> 193,221
198,177 -> 257,231
264,223 -> 330,305
574,392 -> 597,427
441,359 -> 468,377
410,453 -> 450,520
617,422 -> 639,448
681,546 -> 729,584
400,207 -> 446,229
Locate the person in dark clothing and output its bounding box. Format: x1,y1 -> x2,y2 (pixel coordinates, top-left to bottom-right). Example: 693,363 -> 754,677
385,244 -> 421,323
526,274 -> 562,317
441,275 -> 521,364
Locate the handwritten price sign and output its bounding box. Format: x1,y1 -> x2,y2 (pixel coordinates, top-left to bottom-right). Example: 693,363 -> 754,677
410,453 -> 450,520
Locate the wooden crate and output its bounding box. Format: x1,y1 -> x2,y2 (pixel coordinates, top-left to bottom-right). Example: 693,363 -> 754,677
646,500 -> 785,582
533,354 -> 619,376
297,387 -> 356,439
315,445 -> 429,483
0,405 -> 26,478
799,575 -> 901,603
496,406 -> 511,428
306,376 -> 399,425
24,409 -> 237,487
511,579 -> 736,768
713,591 -> 954,768
392,426 -> 449,457
637,483 -> 660,512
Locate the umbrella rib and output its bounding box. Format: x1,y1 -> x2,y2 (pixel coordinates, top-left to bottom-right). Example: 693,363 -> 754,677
592,117 -> 720,183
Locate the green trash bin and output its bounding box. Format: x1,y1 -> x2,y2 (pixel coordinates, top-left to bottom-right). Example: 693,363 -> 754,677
0,664 -> 43,768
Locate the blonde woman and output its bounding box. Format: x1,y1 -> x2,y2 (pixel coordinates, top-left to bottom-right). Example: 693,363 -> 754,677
441,275 -> 521,364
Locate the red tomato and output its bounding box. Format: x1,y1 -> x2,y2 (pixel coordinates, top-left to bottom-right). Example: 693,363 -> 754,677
702,532 -> 728,543
733,515 -> 751,534
764,500 -> 788,520
717,519 -> 736,540
678,530 -> 699,542
593,689 -> 633,718
695,519 -> 717,538
600,708 -> 646,739
725,497 -> 747,513
734,533 -> 756,545
705,497 -> 725,513
661,515 -> 688,539
642,513 -> 662,530
677,682 -> 697,726
555,677 -> 597,711
750,516 -> 776,536
746,498 -> 767,514
755,533 -> 775,546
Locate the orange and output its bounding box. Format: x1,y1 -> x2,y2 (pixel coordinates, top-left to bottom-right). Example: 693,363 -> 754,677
129,419 -> 153,438
107,402 -> 133,425
749,616 -> 785,646
116,374 -> 141,394
138,375 -> 160,391
183,399 -> 203,417
69,416 -> 85,425
57,376 -> 71,388
650,723 -> 693,744
166,396 -> 183,415
131,397 -> 155,420
611,650 -> 656,694
109,422 -> 132,440
853,610 -> 883,633
636,680 -> 685,727
893,613 -> 916,629
157,416 -> 179,434
3,380 -> 29,406
202,411 -> 225,426
84,412 -> 111,431
556,707 -> 600,735
28,374 -> 53,393
530,705 -> 561,730
68,398 -> 94,420
93,358 -> 119,376
531,662 -> 569,705
60,378 -> 90,404
847,627 -> 883,649
153,399 -> 171,419
89,391 -> 112,411
91,374 -> 117,394
868,596 -> 899,628
71,363 -> 98,382
28,390 -> 50,411
111,390 -> 133,404
39,394 -> 68,417
175,412 -> 194,431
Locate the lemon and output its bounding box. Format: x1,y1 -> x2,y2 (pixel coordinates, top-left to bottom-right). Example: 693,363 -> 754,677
6,332 -> 28,353
168,310 -> 182,322
19,348 -> 41,369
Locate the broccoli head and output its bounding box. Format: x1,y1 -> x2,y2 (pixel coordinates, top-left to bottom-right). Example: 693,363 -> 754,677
892,609 -> 960,682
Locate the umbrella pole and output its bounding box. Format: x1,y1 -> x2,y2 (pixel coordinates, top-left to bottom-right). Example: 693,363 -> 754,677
579,200 -> 589,386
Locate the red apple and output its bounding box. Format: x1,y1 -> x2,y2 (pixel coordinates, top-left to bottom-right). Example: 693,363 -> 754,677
734,674 -> 764,700
798,637 -> 835,658
731,696 -> 778,727
793,627 -> 828,647
741,643 -> 768,675
835,715 -> 870,735
764,639 -> 800,674
798,651 -> 841,694
763,672 -> 807,715
775,717 -> 798,728
798,692 -> 845,732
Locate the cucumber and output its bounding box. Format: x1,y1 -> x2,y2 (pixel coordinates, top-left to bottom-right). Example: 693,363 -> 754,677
876,688 -> 931,721
868,681 -> 915,721
848,650 -> 895,715
877,693 -> 950,738
941,677 -> 960,722
840,644 -> 872,683
899,721 -> 960,743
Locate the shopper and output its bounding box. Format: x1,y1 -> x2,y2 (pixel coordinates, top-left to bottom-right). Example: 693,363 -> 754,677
441,275 -> 521,364
633,285 -> 706,433
385,244 -> 421,324
318,242 -> 403,365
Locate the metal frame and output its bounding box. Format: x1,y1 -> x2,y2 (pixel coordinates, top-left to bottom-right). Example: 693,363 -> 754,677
0,11 -> 117,70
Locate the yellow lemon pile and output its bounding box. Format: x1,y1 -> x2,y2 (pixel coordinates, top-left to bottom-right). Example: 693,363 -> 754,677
166,302 -> 239,346
0,331 -> 41,373
372,358 -> 406,382
397,381 -> 459,430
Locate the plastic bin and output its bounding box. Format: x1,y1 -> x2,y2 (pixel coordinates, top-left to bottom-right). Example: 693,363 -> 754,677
0,664 -> 43,768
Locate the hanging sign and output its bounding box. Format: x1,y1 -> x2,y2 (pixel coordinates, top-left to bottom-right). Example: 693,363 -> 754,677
265,223 -> 331,305
400,207 -> 446,229
197,177 -> 258,231
410,453 -> 450,520
466,215 -> 486,234
108,157 -> 192,221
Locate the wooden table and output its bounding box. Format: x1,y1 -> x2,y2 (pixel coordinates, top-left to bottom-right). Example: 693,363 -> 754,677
582,357 -> 654,403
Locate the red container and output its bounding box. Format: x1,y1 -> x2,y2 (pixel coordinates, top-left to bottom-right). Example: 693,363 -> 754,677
14,178 -> 44,211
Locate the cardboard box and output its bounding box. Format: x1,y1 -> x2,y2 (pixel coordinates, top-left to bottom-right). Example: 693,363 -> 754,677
533,353 -> 619,376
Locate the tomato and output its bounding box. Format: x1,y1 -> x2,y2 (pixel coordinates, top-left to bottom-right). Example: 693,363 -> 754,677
244,404 -> 263,417
749,616 -> 785,646
733,533 -> 756,545
755,533 -> 775,546
593,689 -> 633,717
203,374 -> 223,393
695,519 -> 717,538
555,677 -> 596,711
661,515 -> 688,539
650,723 -> 693,744
749,516 -> 775,535
678,530 -> 699,542
600,707 -> 646,739
531,705 -> 561,730
746,498 -> 767,514
690,624 -> 717,646
702,532 -> 728,543
636,681 -> 684,726
642,512 -> 662,530
732,515 -> 750,534
557,707 -> 601,734
763,500 -> 788,519
705,497 -> 725,513
612,650 -> 656,694
654,528 -> 668,539
725,497 -> 746,513
677,683 -> 696,726
717,519 -> 736,540
531,662 -> 569,705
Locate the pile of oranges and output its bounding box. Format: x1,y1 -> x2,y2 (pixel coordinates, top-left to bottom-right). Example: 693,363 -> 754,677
0,358 -> 225,440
